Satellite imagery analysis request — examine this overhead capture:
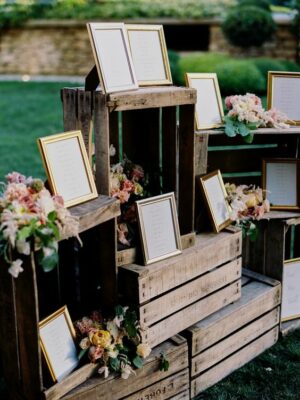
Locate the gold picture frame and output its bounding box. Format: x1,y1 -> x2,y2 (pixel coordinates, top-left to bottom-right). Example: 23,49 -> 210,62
185,73 -> 224,130
267,71 -> 300,125
199,170 -> 232,233
136,192 -> 182,265
262,158 -> 300,210
39,306 -> 78,382
87,22 -> 138,93
37,130 -> 98,208
281,258 -> 300,322
126,24 -> 172,86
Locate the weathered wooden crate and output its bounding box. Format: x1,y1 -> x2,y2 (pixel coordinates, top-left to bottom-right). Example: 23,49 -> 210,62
119,229 -> 242,349
0,196 -> 120,400
184,269 -> 281,397
62,87 -> 197,267
51,335 -> 189,400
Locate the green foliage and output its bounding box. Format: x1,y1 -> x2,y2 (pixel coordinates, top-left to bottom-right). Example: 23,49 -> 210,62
224,115 -> 257,143
215,59 -> 265,95
239,0 -> 271,11
159,352 -> 170,371
222,6 -> 276,47
279,59 -> 300,72
252,58 -> 289,90
132,355 -> 144,369
168,50 -> 181,86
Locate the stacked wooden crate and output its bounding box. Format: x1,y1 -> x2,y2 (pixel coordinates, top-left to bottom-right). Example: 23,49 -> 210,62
56,335 -> 189,400
119,229 -> 242,348
184,269 -> 281,398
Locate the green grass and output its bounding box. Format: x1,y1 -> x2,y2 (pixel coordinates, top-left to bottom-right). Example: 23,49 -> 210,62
0,81 -> 79,181
1,81 -> 300,399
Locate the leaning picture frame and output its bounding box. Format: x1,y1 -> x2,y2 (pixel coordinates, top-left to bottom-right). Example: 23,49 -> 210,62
87,22 -> 138,93
267,71 -> 300,125
136,192 -> 182,265
37,130 -> 98,208
126,24 -> 172,86
281,258 -> 300,322
185,73 -> 224,130
199,170 -> 232,233
262,158 -> 300,210
39,306 -> 79,382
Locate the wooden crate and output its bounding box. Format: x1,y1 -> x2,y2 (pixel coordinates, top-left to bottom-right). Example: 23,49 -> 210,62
62,87 -> 196,247
184,269 -> 281,397
119,229 -> 242,348
0,196 -> 120,400
48,335 -> 189,400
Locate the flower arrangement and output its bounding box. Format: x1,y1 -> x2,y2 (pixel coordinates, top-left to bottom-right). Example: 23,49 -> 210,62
224,93 -> 289,143
225,183 -> 270,241
110,146 -> 147,247
75,305 -> 151,379
0,172 -> 80,277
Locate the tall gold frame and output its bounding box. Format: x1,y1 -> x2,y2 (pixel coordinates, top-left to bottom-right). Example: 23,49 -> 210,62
282,258 -> 300,322
136,192 -> 182,265
267,71 -> 300,125
39,306 -> 77,382
87,22 -> 138,93
185,73 -> 224,130
262,158 -> 300,210
37,130 -> 98,208
126,24 -> 172,86
199,170 -> 232,233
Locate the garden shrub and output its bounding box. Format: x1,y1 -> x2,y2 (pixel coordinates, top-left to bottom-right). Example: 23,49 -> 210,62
222,6 -> 276,47
215,60 -> 265,95
278,59 -> 300,72
238,0 -> 271,11
168,50 -> 182,85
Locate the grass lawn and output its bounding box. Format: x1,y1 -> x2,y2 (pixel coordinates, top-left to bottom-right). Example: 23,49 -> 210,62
0,81 -> 300,398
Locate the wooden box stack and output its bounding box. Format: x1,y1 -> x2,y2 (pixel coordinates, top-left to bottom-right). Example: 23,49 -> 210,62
119,229 -> 242,349
184,269 -> 281,398
51,335 -> 189,400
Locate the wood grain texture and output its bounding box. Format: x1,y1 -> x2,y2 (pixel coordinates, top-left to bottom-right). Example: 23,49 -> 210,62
162,106 -> 177,196
202,127 -> 300,135
61,88 -> 78,132
192,308 -> 280,375
194,133 -> 209,176
61,337 -> 188,400
142,280 -> 241,348
191,327 -> 279,396
139,258 -> 241,328
77,90 -> 93,165
67,195 -> 120,235
186,278 -> 281,356
119,231 -> 242,304
107,86 -> 196,111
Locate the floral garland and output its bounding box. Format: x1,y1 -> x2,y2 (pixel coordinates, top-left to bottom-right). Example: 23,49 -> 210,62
0,172 -> 80,277
225,183 -> 270,241
75,306 -> 151,380
224,93 -> 289,143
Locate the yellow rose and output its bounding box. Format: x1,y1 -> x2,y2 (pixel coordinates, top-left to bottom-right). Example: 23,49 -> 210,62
89,330 -> 111,348
245,194 -> 257,208
136,343 -> 151,359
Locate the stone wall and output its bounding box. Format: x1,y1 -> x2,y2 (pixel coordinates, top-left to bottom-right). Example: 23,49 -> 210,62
0,19 -> 298,77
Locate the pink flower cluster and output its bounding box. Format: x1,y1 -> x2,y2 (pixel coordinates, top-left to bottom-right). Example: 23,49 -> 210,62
225,183 -> 270,223
0,172 -> 79,277
110,162 -> 144,204
225,93 -> 289,129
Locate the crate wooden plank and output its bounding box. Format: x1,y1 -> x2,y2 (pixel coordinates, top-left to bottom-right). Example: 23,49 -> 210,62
142,280 -> 241,348
170,390 -> 190,400
77,90 -> 93,165
186,277 -> 281,356
119,230 -> 242,304
61,336 -> 188,400
116,232 -> 196,267
281,318 -> 300,336
191,327 -> 279,397
67,195 -> 120,235
106,86 -> 196,111
162,106 -> 177,195
201,127 -> 300,135
61,88 -> 78,132
140,258 -> 241,328
124,369 -> 189,400
195,132 -> 208,176
192,307 -> 280,376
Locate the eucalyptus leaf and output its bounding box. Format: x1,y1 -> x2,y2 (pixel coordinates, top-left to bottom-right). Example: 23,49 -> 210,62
17,226 -> 32,241
159,352 -> 170,372
78,348 -> 88,360
47,210 -> 57,222
243,133 -> 254,144
109,357 -> 121,372
133,355 -> 144,369
237,122 -> 250,137
38,250 -> 58,272
115,304 -> 125,317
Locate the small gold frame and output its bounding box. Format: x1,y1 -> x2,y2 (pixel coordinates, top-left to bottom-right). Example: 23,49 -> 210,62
262,158 -> 300,210
39,306 -> 78,382
199,170 -> 232,233
87,22 -> 138,93
126,24 -> 172,86
281,258 -> 300,322
185,73 -> 224,130
267,71 -> 300,125
38,130 -> 98,208
136,193 -> 182,265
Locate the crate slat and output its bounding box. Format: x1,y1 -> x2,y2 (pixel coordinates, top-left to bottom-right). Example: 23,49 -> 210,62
191,327 -> 279,397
